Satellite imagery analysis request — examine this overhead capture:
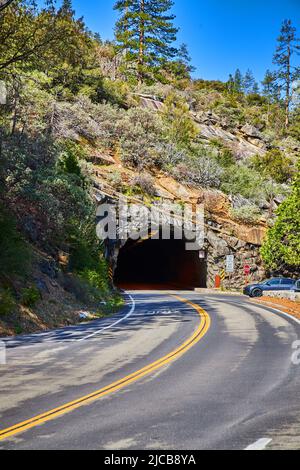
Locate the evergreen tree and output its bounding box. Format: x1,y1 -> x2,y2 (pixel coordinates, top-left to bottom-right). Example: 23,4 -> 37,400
252,81 -> 260,94
273,19 -> 300,129
243,69 -> 255,94
262,69 -> 280,103
227,74 -> 235,93
233,69 -> 243,93
177,43 -> 195,75
114,0 -> 178,82
58,0 -> 75,18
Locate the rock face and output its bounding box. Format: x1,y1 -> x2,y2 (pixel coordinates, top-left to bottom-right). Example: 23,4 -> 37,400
195,120 -> 267,159
91,134 -> 267,290
205,225 -> 265,289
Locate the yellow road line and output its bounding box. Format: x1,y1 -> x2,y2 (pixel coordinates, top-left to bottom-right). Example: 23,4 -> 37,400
0,295 -> 211,441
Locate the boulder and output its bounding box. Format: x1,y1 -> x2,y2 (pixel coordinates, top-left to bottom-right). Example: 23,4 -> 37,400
207,230 -> 230,256
241,124 -> 262,139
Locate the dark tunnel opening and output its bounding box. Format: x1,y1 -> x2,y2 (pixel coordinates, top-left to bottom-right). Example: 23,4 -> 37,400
114,237 -> 207,290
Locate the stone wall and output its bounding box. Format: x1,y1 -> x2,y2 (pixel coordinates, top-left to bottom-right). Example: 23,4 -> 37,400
205,226 -> 265,289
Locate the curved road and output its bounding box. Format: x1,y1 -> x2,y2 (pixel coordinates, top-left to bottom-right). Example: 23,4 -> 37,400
0,292 -> 299,450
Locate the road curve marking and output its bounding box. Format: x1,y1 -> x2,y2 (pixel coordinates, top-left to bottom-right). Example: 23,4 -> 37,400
245,438 -> 272,450
0,295 -> 211,442
250,301 -> 300,326
76,294 -> 136,342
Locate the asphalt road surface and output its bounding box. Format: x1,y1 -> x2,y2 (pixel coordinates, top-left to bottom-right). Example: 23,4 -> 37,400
0,291 -> 299,450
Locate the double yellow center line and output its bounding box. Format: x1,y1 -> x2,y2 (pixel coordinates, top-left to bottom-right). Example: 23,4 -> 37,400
0,295 -> 211,441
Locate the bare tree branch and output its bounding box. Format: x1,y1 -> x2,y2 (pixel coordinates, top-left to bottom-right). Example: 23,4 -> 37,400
0,0 -> 15,13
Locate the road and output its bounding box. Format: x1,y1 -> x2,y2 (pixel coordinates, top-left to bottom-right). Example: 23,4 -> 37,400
0,291 -> 299,450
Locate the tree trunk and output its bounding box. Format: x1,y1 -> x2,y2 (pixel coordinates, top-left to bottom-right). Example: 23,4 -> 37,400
138,0 -> 145,85
285,45 -> 291,130
11,88 -> 18,135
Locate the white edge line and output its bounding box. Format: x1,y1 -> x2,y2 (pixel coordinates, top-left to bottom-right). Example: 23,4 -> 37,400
245,438 -> 272,451
251,302 -> 300,325
76,293 -> 136,342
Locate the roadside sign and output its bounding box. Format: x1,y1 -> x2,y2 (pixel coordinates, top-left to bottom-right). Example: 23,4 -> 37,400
244,265 -> 251,276
226,255 -> 235,273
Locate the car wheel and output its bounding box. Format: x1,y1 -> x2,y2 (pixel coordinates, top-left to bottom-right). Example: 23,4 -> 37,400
251,288 -> 263,298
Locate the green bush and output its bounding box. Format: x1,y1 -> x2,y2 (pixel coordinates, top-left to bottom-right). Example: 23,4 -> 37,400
21,287 -> 41,307
79,264 -> 110,294
0,289 -> 16,316
0,205 -> 32,278
173,156 -> 223,188
251,149 -> 294,184
57,141 -> 84,178
107,171 -> 123,191
221,165 -> 265,202
261,166 -> 300,269
230,206 -> 262,224
162,92 -> 198,147
218,148 -> 236,168
131,174 -> 156,196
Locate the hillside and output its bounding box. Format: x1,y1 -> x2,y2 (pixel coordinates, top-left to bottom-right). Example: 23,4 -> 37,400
0,1 -> 299,336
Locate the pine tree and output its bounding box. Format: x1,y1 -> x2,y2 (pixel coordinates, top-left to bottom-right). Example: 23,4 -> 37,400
59,0 -> 75,18
233,69 -> 243,93
243,69 -> 255,94
227,74 -> 235,93
114,0 -> 178,82
252,81 -> 259,94
177,44 -> 195,74
262,70 -> 280,103
273,19 -> 300,129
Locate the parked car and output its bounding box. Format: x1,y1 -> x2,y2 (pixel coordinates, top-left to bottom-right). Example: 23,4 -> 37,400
243,278 -> 299,298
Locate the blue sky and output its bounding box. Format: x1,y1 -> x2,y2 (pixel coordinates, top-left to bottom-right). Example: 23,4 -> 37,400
58,0 -> 300,83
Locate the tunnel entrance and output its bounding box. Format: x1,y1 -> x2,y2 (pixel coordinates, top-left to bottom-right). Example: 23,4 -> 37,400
114,237 -> 207,290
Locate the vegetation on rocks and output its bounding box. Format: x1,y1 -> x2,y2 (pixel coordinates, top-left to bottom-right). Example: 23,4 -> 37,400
0,0 -> 299,333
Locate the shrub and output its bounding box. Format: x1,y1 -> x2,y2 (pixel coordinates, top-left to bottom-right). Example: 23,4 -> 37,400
230,206 -> 262,224
0,289 -> 16,316
118,108 -> 164,169
131,174 -> 156,196
95,78 -> 130,107
261,166 -> 300,269
219,148 -> 236,168
107,171 -> 123,191
162,92 -> 198,147
173,157 -> 223,188
56,141 -> 86,183
21,287 -> 41,307
246,93 -> 267,107
0,205 -> 31,278
251,149 -> 294,184
221,165 -> 265,202
79,265 -> 109,294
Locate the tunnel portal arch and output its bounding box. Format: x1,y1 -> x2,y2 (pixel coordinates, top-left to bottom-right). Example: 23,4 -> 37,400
114,234 -> 207,290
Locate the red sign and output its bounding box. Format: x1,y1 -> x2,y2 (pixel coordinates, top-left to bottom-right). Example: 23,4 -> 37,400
244,265 -> 251,276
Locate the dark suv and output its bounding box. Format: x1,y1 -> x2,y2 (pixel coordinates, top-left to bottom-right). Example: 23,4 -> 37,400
243,278 -> 299,298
